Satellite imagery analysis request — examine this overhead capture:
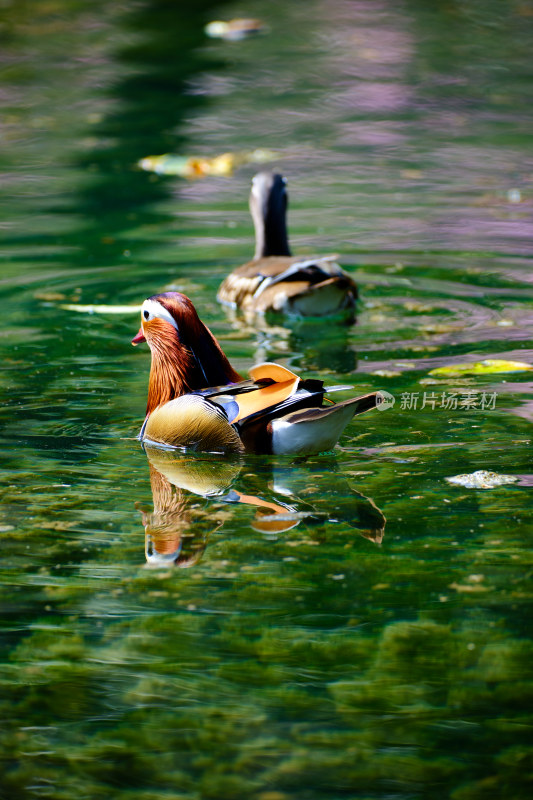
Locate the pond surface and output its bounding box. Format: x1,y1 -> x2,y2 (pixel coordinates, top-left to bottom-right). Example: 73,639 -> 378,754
1,1 -> 532,798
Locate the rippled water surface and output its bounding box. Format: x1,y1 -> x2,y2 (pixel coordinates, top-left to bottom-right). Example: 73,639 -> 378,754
1,1 -> 532,798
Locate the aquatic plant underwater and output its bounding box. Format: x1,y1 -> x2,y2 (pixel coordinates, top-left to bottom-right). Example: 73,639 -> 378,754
0,1 -> 532,798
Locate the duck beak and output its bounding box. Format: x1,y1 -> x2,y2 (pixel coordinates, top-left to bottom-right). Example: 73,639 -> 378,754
131,327 -> 146,345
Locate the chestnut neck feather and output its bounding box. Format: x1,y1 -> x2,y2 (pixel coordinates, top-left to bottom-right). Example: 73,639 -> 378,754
145,314 -> 241,416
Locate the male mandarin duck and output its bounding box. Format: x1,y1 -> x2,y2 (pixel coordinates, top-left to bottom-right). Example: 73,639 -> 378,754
132,291 -> 380,455
217,171 -> 358,318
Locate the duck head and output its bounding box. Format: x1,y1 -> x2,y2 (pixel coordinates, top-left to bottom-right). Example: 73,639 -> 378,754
132,292 -> 241,415
250,171 -> 292,259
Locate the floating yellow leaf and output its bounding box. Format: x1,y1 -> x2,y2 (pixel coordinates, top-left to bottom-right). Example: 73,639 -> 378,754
34,291 -> 68,301
60,304 -> 141,314
429,359 -> 532,377
370,369 -> 403,378
138,154 -> 208,178
138,149 -> 277,179
449,582 -> 491,593
204,18 -> 266,41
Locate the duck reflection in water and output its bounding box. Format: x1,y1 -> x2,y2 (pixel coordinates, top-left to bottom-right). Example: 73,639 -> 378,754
223,309 -> 358,375
138,446 -> 385,568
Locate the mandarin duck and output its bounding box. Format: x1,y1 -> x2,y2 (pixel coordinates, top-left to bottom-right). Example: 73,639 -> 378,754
132,292 -> 379,455
217,171 -> 357,318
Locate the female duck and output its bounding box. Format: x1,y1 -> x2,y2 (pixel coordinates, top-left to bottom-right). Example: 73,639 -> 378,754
132,291 -> 379,455
217,171 -> 357,318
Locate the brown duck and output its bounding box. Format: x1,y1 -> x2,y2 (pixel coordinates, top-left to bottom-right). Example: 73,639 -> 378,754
217,171 -> 357,317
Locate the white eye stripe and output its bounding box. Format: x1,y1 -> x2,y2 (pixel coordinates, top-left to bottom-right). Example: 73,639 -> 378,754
141,298 -> 179,331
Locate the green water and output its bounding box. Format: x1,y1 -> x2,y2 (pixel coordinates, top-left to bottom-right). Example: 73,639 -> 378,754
1,0 -> 532,798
